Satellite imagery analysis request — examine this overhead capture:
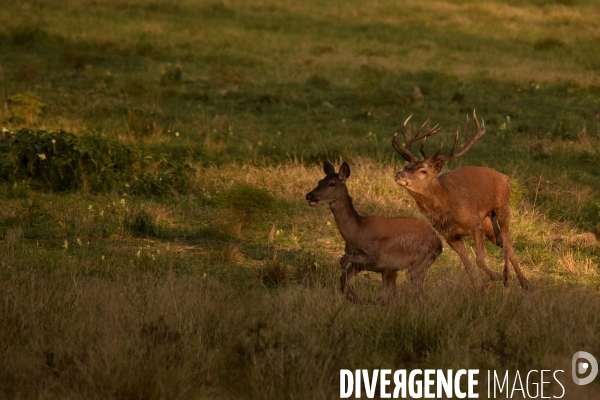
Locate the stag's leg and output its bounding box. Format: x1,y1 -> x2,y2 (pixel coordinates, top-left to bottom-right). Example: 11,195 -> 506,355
446,239 -> 483,288
380,270 -> 398,304
483,216 -> 501,247
503,235 -> 530,289
495,208 -> 531,290
473,228 -> 502,281
508,249 -> 530,289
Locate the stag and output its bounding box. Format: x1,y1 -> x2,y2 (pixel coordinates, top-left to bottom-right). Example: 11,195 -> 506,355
306,161 -> 442,302
391,110 -> 530,289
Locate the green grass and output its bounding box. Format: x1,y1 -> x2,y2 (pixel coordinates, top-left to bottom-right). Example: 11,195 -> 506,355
2,0 -> 600,398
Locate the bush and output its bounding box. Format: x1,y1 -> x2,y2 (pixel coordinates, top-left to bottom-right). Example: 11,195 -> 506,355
7,92 -> 45,125
0,128 -> 194,195
159,63 -> 183,86
219,184 -> 280,224
124,209 -> 159,237
126,109 -> 157,137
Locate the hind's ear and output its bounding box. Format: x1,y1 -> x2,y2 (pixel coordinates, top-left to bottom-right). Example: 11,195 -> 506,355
323,160 -> 336,176
338,162 -> 350,181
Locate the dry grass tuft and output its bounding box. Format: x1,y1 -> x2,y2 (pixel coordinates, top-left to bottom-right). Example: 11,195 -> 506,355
258,252 -> 289,287
212,242 -> 245,265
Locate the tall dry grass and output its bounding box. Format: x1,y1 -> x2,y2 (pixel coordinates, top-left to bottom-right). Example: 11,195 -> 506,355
2,261 -> 600,399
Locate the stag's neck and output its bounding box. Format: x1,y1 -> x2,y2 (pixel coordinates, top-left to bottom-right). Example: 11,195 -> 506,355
329,191 -> 362,243
409,179 -> 451,224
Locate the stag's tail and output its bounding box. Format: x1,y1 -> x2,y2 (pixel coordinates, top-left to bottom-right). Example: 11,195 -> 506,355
491,211 -> 503,248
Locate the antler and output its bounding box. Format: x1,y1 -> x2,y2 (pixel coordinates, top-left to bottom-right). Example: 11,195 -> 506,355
392,110 -> 485,163
433,109 -> 486,162
391,115 -> 442,162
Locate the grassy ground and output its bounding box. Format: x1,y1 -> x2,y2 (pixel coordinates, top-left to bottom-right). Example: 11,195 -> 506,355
2,0 -> 600,398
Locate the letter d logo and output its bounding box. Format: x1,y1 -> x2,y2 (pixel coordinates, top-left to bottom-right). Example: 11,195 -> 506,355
572,351 -> 598,385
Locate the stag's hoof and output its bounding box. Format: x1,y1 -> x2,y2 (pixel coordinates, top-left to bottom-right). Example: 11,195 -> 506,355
377,298 -> 392,306
519,278 -> 532,290
468,274 -> 484,290
470,278 -> 485,295
489,271 -> 503,281
346,294 -> 361,304
340,289 -> 363,304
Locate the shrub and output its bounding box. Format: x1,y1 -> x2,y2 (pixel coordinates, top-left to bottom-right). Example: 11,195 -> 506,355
124,209 -> 158,237
126,109 -> 157,137
7,92 -> 45,125
305,74 -> 330,89
219,184 -> 280,224
159,63 -> 183,86
9,26 -> 48,47
0,128 -> 194,195
259,253 -> 289,288
510,179 -> 527,207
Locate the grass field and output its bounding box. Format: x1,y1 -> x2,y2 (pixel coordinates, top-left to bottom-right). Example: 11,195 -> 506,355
2,0 -> 600,398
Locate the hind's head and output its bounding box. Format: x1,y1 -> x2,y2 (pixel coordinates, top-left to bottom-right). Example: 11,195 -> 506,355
305,161 -> 350,206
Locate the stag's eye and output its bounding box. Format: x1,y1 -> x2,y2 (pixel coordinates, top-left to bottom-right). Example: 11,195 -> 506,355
420,170 -> 427,175
329,182 -> 335,187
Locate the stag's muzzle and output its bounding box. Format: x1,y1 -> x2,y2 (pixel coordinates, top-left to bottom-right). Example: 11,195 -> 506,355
395,171 -> 408,186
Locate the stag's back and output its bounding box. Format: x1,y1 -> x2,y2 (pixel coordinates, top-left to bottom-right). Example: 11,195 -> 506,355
440,166 -> 510,208
434,166 -> 510,231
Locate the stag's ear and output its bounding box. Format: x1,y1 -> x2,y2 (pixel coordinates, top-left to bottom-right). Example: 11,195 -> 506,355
323,160 -> 336,176
431,160 -> 443,175
338,162 -> 350,181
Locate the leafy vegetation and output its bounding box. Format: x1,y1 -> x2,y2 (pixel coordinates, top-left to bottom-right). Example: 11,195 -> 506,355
0,128 -> 193,194
1,0 -> 600,398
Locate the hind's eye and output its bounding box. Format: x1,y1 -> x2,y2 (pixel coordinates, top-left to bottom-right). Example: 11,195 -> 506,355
329,182 -> 335,187
420,170 -> 427,175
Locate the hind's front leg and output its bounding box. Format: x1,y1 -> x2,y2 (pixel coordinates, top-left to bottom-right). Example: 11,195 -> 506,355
340,253 -> 371,301
341,252 -> 372,268
340,264 -> 360,302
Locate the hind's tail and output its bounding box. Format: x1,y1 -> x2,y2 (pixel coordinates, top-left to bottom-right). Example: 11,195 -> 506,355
491,212 -> 503,248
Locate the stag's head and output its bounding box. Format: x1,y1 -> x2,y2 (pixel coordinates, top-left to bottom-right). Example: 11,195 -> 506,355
306,161 -> 350,206
392,110 -> 485,194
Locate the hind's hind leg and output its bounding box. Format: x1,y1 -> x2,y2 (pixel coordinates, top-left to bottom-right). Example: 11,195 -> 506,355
380,270 -> 398,304
406,259 -> 431,292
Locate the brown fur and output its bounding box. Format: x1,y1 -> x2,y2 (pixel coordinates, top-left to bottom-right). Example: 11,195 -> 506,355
306,161 -> 442,302
392,112 -> 530,289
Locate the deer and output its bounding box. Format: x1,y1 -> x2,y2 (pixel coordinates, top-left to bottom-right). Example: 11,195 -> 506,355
391,110 -> 530,290
305,161 -> 442,302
